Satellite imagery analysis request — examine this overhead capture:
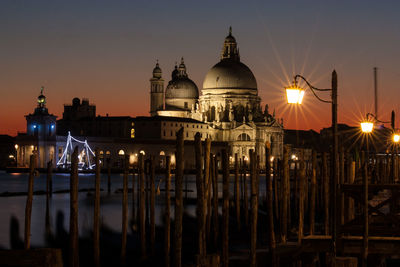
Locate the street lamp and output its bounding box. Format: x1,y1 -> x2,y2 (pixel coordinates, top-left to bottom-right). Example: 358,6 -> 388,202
285,70 -> 338,255
393,133 -> 400,143
360,112 -> 399,143
14,144 -> 18,167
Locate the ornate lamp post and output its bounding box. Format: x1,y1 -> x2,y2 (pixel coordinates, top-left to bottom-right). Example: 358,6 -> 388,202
285,70 -> 338,255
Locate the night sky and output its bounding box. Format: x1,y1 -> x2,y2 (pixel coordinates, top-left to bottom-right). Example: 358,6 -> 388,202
2,0 -> 400,135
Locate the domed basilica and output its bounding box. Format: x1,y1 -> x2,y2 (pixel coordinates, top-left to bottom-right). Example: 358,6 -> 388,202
150,27 -> 283,160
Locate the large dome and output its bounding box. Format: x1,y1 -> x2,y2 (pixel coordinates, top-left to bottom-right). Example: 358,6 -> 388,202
203,59 -> 257,91
165,77 -> 199,99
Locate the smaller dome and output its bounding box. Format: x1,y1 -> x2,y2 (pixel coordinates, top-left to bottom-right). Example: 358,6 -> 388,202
225,34 -> 236,43
72,97 -> 80,106
37,86 -> 46,106
152,61 -> 162,78
165,78 -> 199,99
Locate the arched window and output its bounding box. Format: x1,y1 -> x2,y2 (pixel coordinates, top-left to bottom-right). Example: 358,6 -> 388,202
139,150 -> 145,155
118,150 -> 125,155
237,133 -> 251,141
159,151 -> 165,156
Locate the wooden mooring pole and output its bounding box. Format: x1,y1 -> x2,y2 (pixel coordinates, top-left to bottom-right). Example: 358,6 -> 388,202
165,156 -> 171,267
221,149 -> 229,267
310,150 -> 317,235
204,138 -> 212,242
70,147 -> 79,267
363,162 -> 369,266
250,151 -> 258,267
323,152 -> 330,235
234,153 -> 241,231
281,146 -> 289,243
139,153 -> 146,259
174,128 -> 184,267
266,144 -> 277,266
150,156 -> 156,257
107,158 -> 111,194
121,155 -> 129,266
93,149 -> 101,267
24,154 -> 36,250
47,160 -> 53,198
212,155 -> 219,249
195,133 -> 206,259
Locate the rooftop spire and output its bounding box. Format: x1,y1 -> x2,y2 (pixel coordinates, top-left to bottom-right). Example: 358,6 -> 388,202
178,57 -> 187,77
221,27 -> 240,61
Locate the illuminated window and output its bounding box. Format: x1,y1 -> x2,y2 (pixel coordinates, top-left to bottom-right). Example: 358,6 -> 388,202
237,133 -> 251,141
139,150 -> 145,155
160,151 -> 165,156
118,150 -> 125,155
131,128 -> 135,138
106,151 -> 111,155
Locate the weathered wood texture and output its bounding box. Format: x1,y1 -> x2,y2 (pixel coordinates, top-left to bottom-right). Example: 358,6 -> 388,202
24,154 -> 36,250
165,156 -> 171,267
174,128 -> 184,267
121,155 -> 129,266
70,147 -> 79,267
221,149 -> 229,267
150,155 -> 156,256
93,149 -> 101,267
195,133 -> 206,258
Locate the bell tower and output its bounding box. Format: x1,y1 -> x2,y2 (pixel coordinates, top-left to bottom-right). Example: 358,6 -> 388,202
150,61 -> 164,116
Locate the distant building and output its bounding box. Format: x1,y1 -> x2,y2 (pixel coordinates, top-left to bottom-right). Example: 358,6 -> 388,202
57,98 -> 134,138
16,87 -> 57,168
0,135 -> 16,169
15,28 -> 285,169
146,28 -> 284,165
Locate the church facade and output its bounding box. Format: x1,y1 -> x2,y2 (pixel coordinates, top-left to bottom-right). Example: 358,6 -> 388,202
149,28 -> 284,162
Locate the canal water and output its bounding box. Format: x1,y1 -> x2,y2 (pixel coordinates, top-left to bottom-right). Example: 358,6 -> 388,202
0,170 -> 267,249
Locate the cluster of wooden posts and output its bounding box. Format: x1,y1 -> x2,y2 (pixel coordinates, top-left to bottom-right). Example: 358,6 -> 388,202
17,128 -> 400,267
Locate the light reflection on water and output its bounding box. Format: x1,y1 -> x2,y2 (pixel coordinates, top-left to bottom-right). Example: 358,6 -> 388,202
0,171 -> 266,249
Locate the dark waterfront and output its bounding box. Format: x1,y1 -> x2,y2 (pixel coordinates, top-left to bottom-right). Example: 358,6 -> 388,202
0,170 -> 267,250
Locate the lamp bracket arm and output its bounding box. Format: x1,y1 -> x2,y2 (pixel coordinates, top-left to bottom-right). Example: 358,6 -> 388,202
293,75 -> 332,103
366,113 -> 390,124
294,75 -> 332,92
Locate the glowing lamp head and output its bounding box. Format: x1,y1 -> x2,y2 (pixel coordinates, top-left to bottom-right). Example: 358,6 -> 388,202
360,121 -> 374,133
285,84 -> 305,104
393,133 -> 400,143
